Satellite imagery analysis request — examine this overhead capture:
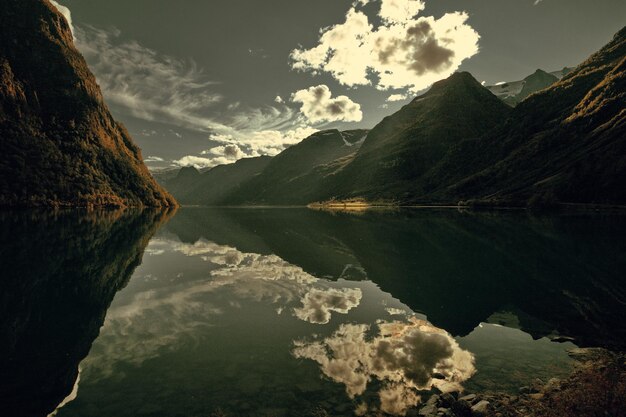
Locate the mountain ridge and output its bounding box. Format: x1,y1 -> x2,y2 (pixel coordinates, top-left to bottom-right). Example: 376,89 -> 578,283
161,27 -> 625,209
423,26 -> 626,207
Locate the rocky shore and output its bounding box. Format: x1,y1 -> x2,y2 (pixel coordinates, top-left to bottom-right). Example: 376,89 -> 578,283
409,348 -> 625,417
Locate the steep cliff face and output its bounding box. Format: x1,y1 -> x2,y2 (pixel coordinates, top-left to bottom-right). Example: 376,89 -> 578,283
0,0 -> 177,207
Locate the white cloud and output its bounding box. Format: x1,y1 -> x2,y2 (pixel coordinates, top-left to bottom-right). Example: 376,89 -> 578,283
379,0 -> 425,24
50,1 -> 74,38
275,95 -> 284,104
291,85 -> 363,124
202,144 -> 245,160
180,143 -> 247,168
144,156 -> 164,163
174,126 -> 320,168
75,25 -> 225,132
290,0 -> 480,93
387,93 -> 409,102
210,126 -> 319,158
73,25 -> 319,164
173,156 -> 216,169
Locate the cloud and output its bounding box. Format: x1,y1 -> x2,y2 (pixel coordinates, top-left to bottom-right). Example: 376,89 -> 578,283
173,144 -> 248,169
294,287 -> 363,324
291,85 -> 363,123
204,144 -> 246,160
378,0 -> 425,24
72,24 -> 321,164
78,236 -> 366,381
75,25 -> 224,131
172,156 -> 216,169
293,317 -> 476,415
275,96 -> 284,104
387,93 -> 409,102
534,0 -> 543,4
144,156 -> 164,163
50,1 -> 74,38
290,0 -> 480,93
173,125 -> 320,169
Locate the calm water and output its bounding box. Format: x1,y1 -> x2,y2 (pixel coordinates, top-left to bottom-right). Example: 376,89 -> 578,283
1,208 -> 625,417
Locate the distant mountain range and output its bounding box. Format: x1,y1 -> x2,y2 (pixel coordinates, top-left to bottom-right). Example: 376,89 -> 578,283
486,67 -> 573,106
164,26 -> 625,208
0,0 -> 176,208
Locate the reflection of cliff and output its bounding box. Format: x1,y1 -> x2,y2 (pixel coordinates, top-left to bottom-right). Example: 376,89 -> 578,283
167,208 -> 626,349
0,209 -> 172,417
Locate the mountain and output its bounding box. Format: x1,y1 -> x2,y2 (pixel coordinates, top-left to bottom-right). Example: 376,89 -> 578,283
489,69 -> 560,106
0,0 -> 176,208
166,156 -> 272,205
423,26 -> 626,207
164,29 -> 624,208
487,68 -> 563,106
313,72 -> 512,202
219,129 -> 368,205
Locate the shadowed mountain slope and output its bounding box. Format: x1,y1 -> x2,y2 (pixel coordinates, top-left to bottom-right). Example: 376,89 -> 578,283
424,26 -> 626,207
0,0 -> 176,207
165,156 -> 272,205
224,129 -> 368,205
314,72 -> 511,202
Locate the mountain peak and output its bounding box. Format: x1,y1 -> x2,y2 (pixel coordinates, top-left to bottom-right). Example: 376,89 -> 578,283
425,71 -> 483,95
531,69 -> 551,76
176,166 -> 201,179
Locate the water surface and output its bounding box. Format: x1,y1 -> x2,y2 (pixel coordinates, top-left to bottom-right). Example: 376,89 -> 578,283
2,208 -> 625,417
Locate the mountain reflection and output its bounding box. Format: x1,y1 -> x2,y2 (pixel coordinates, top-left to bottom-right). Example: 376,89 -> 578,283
166,208 -> 626,350
36,208 -> 592,417
0,209 -> 172,417
66,233 -> 464,416
293,318 -> 475,415
4,208 -> 624,417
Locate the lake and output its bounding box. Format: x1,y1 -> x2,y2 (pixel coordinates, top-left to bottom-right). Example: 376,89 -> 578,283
1,208 -> 625,417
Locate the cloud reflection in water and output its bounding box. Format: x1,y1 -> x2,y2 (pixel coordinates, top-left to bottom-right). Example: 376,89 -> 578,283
82,238 -> 365,379
292,317 -> 476,415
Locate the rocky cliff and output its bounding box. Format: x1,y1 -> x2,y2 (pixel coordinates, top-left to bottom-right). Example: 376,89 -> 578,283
0,0 -> 177,207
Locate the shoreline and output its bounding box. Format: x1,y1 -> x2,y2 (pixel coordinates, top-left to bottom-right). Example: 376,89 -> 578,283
361,348 -> 625,417
168,203 -> 626,213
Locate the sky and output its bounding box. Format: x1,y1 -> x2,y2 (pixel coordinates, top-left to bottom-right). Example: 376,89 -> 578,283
53,0 -> 626,171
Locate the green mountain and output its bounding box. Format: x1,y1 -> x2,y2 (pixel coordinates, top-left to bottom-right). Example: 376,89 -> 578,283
224,129 -> 368,205
166,156 -> 272,205
165,28 -> 624,209
315,72 -> 512,202
516,69 -> 560,102
164,129 -> 367,206
0,0 -> 176,208
424,26 -> 626,207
